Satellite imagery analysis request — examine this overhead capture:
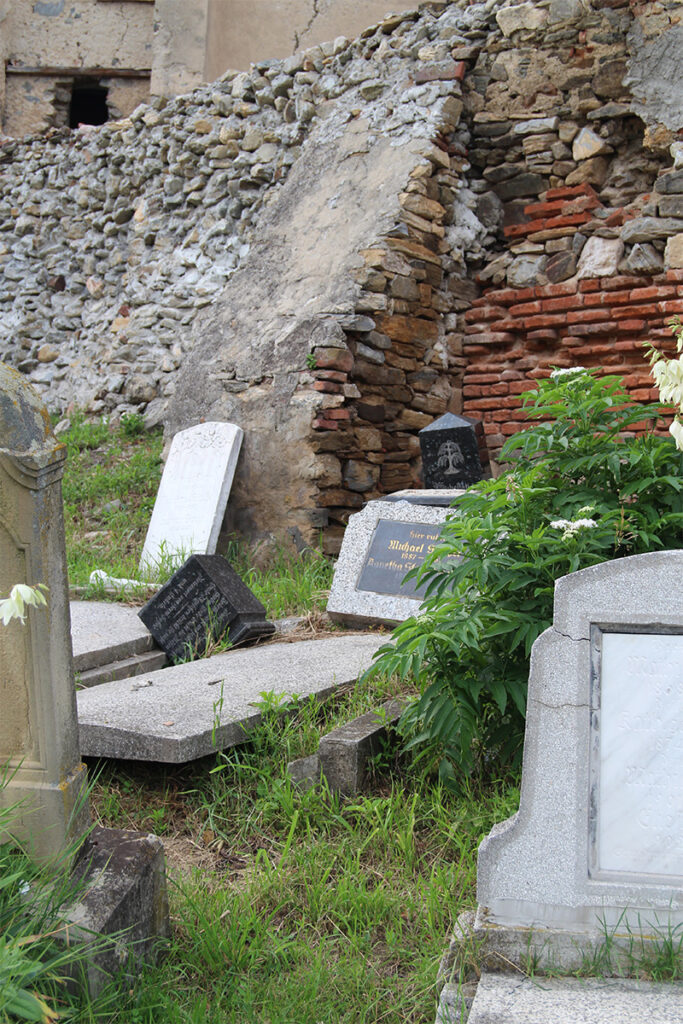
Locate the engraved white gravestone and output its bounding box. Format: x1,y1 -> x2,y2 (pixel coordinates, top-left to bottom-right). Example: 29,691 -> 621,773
139,421 -> 243,577
0,364 -> 89,862
473,551 -> 683,971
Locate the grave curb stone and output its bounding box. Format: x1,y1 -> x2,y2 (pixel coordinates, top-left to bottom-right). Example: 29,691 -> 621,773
475,550 -> 683,971
461,972 -> 683,1024
327,499 -> 454,627
318,697 -> 406,795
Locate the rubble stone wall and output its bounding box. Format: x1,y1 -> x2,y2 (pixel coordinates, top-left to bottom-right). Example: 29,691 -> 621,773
0,0 -> 682,548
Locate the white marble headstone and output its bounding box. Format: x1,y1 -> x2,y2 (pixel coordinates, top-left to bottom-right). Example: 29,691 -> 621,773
475,551 -> 683,969
139,421 -> 242,577
597,631 -> 683,879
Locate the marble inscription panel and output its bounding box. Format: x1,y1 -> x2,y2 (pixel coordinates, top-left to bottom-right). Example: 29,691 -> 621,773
598,631 -> 683,878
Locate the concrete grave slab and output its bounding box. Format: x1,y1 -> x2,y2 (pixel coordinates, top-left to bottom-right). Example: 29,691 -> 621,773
382,489 -> 465,507
445,972 -> 683,1024
327,499 -> 454,628
475,551 -> 683,971
139,421 -> 242,576
70,601 -> 156,672
78,634 -> 385,763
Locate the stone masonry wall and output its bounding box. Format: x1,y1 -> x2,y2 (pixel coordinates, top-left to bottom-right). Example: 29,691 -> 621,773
0,0 -> 682,549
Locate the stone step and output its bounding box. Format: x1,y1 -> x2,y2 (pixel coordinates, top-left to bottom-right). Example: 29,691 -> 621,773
71,601 -> 156,672
440,972 -> 683,1024
77,634 -> 385,764
76,650 -> 168,689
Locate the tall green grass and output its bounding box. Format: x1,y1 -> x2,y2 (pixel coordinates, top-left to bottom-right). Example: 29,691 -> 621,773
59,413 -> 333,615
89,688 -> 520,1024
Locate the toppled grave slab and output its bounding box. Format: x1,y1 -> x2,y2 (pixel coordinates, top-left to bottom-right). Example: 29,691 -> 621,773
78,634 -> 385,763
71,601 -> 156,672
444,972 -> 683,1024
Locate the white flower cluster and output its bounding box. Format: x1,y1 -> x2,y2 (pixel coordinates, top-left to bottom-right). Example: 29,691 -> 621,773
652,357 -> 683,449
550,366 -> 587,380
0,583 -> 47,626
550,517 -> 598,540
649,319 -> 683,450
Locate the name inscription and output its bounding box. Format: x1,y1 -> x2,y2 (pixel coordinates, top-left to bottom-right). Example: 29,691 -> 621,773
597,631 -> 683,878
356,520 -> 442,598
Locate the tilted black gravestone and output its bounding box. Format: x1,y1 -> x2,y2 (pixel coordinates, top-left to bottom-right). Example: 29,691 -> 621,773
419,413 -> 490,489
139,554 -> 274,661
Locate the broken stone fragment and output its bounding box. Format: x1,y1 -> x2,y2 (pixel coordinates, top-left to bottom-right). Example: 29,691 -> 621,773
572,127 -> 612,162
576,236 -> 623,278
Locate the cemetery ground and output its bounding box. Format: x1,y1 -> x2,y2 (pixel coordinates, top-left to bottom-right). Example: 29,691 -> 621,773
49,410 -> 521,1023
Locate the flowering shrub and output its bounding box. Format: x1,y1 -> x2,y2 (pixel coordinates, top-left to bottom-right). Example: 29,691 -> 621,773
647,317 -> 683,449
365,370 -> 683,788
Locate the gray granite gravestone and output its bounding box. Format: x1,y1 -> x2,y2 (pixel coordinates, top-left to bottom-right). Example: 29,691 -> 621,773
327,500 -> 453,627
139,554 -> 274,661
419,413 -> 489,489
0,363 -> 89,861
473,551 -> 683,971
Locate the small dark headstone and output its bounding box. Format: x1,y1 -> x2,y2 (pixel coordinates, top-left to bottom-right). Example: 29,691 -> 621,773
139,554 -> 274,661
419,413 -> 490,489
356,519 -> 443,599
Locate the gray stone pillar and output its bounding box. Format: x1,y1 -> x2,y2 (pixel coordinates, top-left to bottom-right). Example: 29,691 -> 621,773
0,363 -> 89,863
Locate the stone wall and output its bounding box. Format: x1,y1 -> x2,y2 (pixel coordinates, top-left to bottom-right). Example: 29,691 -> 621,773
0,0 -> 682,550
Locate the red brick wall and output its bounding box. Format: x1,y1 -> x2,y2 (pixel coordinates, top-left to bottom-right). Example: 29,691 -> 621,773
462,269 -> 683,454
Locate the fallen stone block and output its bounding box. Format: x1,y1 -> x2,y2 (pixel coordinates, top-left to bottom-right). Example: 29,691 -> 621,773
61,826 -> 169,999
318,698 -> 405,796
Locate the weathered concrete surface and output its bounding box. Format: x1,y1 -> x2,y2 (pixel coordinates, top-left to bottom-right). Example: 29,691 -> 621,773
626,19 -> 683,133
459,973 -> 683,1024
77,634 -> 385,762
62,826 -> 169,999
204,0 -> 405,78
318,698 -> 405,795
70,601 -> 155,673
165,112 -> 426,543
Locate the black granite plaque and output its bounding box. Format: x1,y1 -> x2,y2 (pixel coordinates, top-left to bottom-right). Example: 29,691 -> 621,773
419,412 -> 490,489
139,554 -> 274,661
356,520 -> 443,598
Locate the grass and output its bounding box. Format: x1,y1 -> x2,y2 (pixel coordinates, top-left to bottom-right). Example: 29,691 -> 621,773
59,413 -> 334,616
60,412 -> 164,590
84,682 -> 521,1024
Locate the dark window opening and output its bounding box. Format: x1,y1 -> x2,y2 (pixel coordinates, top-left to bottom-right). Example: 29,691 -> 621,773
69,81 -> 108,128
